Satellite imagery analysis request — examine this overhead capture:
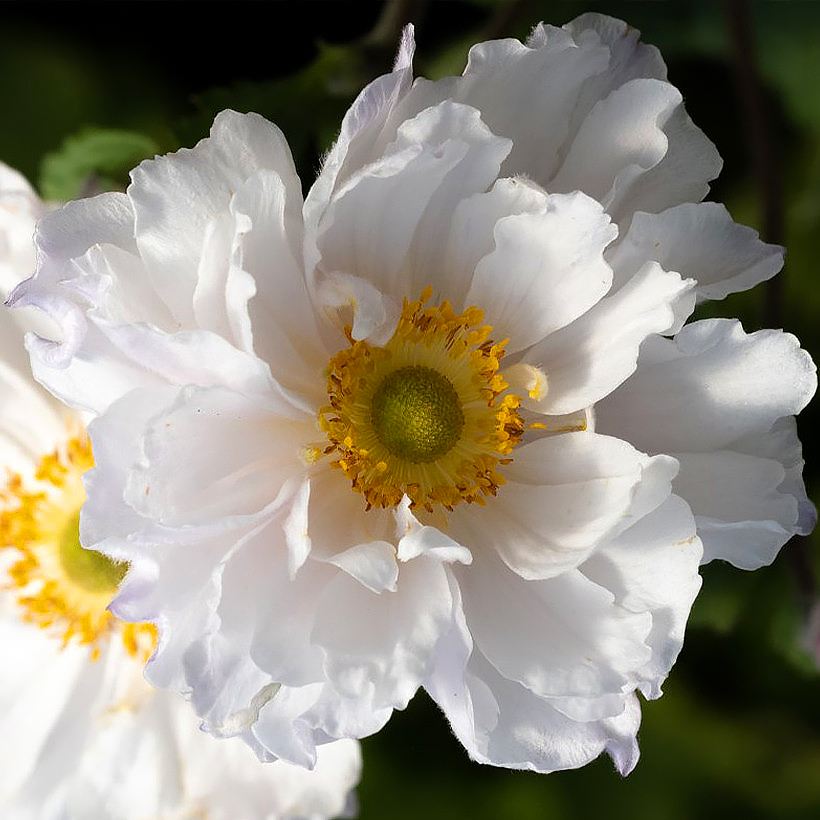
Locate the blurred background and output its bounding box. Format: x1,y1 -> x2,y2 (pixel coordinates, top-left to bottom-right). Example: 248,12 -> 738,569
2,1 -> 819,817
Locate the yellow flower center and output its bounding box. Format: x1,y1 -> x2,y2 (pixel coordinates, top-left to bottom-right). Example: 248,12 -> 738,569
371,366 -> 464,463
59,509 -> 127,593
320,288 -> 525,513
0,432 -> 155,660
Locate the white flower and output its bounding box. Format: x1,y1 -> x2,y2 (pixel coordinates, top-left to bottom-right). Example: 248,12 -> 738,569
9,14 -> 816,775
0,165 -> 361,820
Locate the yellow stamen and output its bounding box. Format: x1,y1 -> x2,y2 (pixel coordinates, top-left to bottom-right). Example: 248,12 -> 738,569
319,290 -> 526,513
1,432 -> 156,661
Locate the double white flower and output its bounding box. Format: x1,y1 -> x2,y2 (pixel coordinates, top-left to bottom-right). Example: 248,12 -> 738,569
0,163 -> 361,819
10,14 -> 816,774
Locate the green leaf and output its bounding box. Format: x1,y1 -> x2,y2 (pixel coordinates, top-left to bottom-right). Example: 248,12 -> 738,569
39,128 -> 158,201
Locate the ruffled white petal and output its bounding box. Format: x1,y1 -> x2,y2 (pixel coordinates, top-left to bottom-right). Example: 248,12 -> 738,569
314,100 -> 511,331
737,416 -> 817,538
442,177 -> 548,306
596,319 -> 816,453
0,162 -> 41,295
0,622 -> 96,808
304,23 -> 416,266
596,319 -> 817,567
463,190 -> 616,352
0,329 -> 66,476
559,13 -> 666,86
550,78 -> 721,225
10,114 -> 312,416
123,384 -> 310,526
447,27 -> 612,184
523,261 -> 694,414
458,546 -> 651,702
427,627 -> 643,774
230,169 -> 328,402
379,13 -> 668,196
0,615 -> 362,820
673,450 -> 800,569
582,494 -> 702,697
450,433 -> 649,580
608,202 -> 784,303
130,110 -> 301,326
312,554 -> 461,713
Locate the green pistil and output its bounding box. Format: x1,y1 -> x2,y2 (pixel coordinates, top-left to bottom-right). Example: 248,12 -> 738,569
370,366 -> 464,463
58,510 -> 127,593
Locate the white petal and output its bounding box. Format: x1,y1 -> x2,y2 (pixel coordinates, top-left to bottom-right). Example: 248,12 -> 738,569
421,574 -> 477,746
464,190 -> 616,353
458,551 -> 651,701
314,270 -> 399,347
222,520 -> 327,689
736,416 -> 817,537
384,14 -> 666,193
451,433 -> 647,580
301,468 -> 397,572
596,319 -> 817,454
82,386 -> 179,550
21,231 -> 281,415
452,27 -> 611,184
326,542 -> 399,594
0,162 -> 41,298
674,450 -> 799,569
432,646 -> 642,774
523,261 -> 694,414
8,194 -> 139,412
0,307 -> 48,417
252,685 -> 326,767
124,541 -> 224,695
283,477 -> 311,577
394,498 -> 472,565
230,170 -> 328,404
130,111 -> 300,326
124,384 -> 310,526
304,24 -> 416,263
0,328 -> 65,475
307,680 -> 394,745
608,202 -> 783,303
0,625 -> 97,805
560,13 -> 667,85
582,495 -> 702,698
315,101 -> 511,312
192,210 -> 253,349
596,320 -> 816,570
252,682 -> 391,768
90,318 -> 276,396
312,557 -> 457,711
443,177 -> 552,309
178,734 -> 362,820
551,78 -> 721,225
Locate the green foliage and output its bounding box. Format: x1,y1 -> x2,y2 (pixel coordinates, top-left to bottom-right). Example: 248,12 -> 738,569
39,128 -> 158,201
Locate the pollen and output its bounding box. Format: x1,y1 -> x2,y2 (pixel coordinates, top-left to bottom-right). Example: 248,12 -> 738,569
319,289 -> 525,513
0,431 -> 156,661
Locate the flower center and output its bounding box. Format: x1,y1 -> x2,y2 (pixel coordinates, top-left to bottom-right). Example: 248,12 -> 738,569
1,432 -> 155,660
319,288 -> 525,513
58,509 -> 127,593
371,366 -> 464,463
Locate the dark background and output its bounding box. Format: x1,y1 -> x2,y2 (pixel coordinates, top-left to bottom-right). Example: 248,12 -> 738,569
3,2 -> 819,818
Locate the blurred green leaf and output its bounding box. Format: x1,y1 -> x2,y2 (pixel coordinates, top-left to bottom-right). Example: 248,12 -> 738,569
39,128 -> 158,201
